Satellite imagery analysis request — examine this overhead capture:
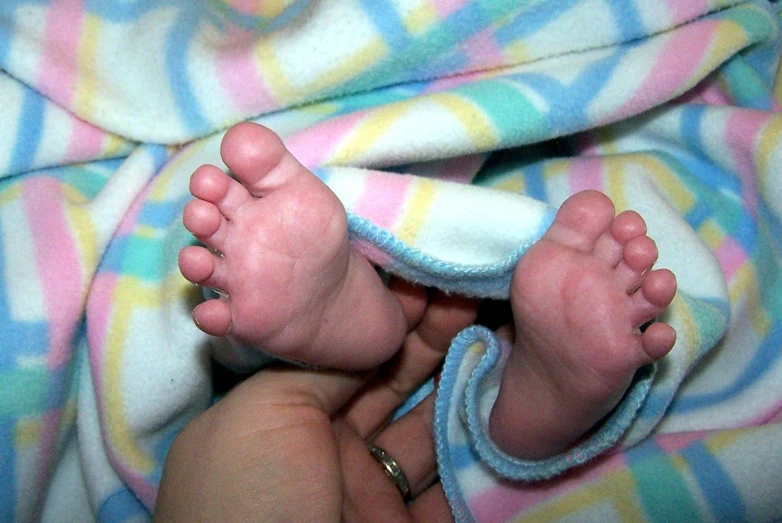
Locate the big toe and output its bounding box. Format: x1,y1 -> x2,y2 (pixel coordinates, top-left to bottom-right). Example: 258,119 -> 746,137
544,190 -> 616,252
220,122 -> 305,196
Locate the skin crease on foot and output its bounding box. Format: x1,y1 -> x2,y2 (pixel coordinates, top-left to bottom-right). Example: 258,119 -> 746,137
179,122 -> 677,460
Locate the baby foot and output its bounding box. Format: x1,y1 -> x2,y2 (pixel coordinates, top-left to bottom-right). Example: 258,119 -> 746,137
489,191 -> 677,459
179,122 -> 406,369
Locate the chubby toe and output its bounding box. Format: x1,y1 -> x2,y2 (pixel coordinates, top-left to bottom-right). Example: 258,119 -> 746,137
192,299 -> 233,336
641,322 -> 676,361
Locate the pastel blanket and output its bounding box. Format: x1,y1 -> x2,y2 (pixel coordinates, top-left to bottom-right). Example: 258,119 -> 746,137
1,0 -> 781,521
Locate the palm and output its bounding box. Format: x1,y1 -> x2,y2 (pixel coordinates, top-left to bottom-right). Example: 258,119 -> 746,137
154,286 -> 477,522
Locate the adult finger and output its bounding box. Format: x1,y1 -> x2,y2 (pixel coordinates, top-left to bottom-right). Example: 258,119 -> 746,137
369,395 -> 439,498
342,290 -> 477,437
410,484 -> 453,523
338,395 -> 452,522
228,363 -> 369,420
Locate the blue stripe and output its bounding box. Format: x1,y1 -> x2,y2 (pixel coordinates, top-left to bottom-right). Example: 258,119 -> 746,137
166,11 -> 210,134
85,0 -> 170,22
681,443 -> 746,522
0,418 -> 15,521
607,0 -> 644,42
684,200 -> 713,230
97,488 -> 148,523
671,321 -> 782,412
521,160 -> 548,201
494,0 -> 581,45
10,86 -> 45,174
358,0 -> 410,50
680,105 -> 708,161
514,48 -> 625,134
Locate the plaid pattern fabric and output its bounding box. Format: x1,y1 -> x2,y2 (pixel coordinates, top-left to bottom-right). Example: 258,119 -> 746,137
0,1 -> 780,521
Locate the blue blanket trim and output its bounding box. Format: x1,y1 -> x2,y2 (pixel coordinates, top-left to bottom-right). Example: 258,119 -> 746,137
436,325 -> 656,516
345,209 -> 556,298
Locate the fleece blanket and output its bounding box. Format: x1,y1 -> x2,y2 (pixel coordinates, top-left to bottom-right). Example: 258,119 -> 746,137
1,0 -> 781,521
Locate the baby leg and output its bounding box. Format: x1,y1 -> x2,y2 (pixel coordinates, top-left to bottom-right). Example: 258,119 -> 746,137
489,191 -> 677,459
179,123 -> 408,369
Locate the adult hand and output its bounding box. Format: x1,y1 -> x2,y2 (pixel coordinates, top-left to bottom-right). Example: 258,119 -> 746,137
154,282 -> 476,522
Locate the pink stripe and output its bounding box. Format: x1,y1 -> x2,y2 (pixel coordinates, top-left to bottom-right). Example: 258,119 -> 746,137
66,119 -> 107,163
652,429 -> 712,453
613,21 -> 715,121
568,157 -> 604,193
439,154 -> 485,184
24,178 -> 83,369
39,0 -> 84,107
31,410 -> 64,521
750,400 -> 782,425
470,451 -> 626,522
462,29 -> 505,70
665,0 -> 709,23
676,73 -> 732,106
225,0 -> 259,15
286,112 -> 366,168
725,109 -> 767,215
470,429 -> 712,521
116,186 -> 149,235
86,273 -> 119,372
352,171 -> 413,230
423,72 -> 481,94
433,0 -> 470,17
217,29 -> 277,114
714,237 -> 747,281
572,130 -> 602,156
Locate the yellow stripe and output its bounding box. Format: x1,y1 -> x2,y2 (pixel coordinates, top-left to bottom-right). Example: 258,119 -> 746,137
542,158 -> 569,180
671,293 -> 699,364
697,219 -> 724,250
255,38 -> 387,101
604,157 -> 628,212
774,58 -> 782,105
697,21 -> 748,81
632,155 -> 695,213
65,205 -> 99,276
396,178 -> 437,245
728,264 -> 770,335
516,469 -> 645,522
755,115 -> 782,186
149,141 -> 203,201
15,419 -> 41,446
435,93 -> 498,150
0,184 -> 23,205
103,278 -> 163,474
704,427 -> 750,452
403,3 -> 437,35
256,0 -> 290,18
494,175 -> 526,194
73,14 -> 101,118
504,39 -> 528,64
330,103 -> 411,165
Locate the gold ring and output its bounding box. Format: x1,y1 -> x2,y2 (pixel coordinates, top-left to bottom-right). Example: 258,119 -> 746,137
368,443 -> 412,503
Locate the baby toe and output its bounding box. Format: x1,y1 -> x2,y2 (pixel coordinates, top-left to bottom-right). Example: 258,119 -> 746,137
630,269 -> 677,325
640,321 -> 676,361
192,299 -> 233,337
593,211 -> 644,268
190,164 -> 253,221
183,200 -> 228,251
616,235 -> 658,292
178,245 -> 228,290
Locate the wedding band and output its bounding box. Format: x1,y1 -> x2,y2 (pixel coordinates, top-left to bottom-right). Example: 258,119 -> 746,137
368,443 -> 412,503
